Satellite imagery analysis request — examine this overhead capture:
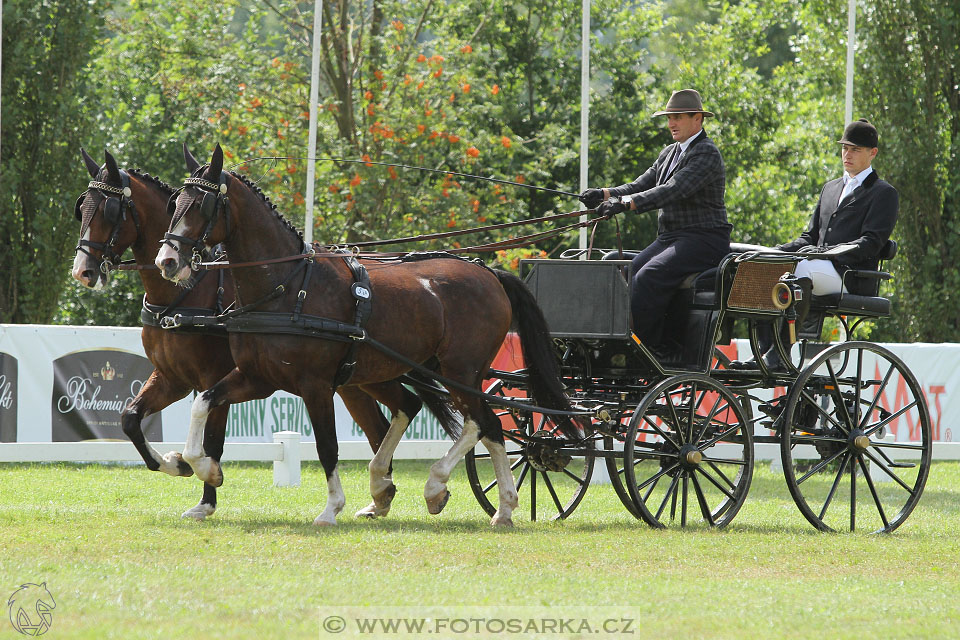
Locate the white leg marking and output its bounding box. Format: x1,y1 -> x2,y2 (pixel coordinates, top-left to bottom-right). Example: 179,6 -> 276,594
356,411 -> 409,518
314,466 -> 346,526
178,394 -> 223,486
181,502 -> 216,521
424,419 -> 480,514
483,437 -> 519,527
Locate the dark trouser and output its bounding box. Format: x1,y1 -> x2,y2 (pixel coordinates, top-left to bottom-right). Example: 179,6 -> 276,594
630,228 -> 730,345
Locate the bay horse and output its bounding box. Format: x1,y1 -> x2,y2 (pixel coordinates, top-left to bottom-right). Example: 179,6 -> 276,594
72,147 -> 455,520
155,143 -> 577,526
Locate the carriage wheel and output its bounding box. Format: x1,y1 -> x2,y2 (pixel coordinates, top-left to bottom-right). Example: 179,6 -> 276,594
603,431 -> 644,519
464,378 -> 594,521
624,373 -> 754,528
779,341 -> 932,533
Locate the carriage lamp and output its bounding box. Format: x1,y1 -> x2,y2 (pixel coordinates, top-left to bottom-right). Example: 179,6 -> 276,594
772,274 -> 807,343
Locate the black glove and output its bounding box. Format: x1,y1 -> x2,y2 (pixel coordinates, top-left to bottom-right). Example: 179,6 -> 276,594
596,198 -> 627,219
579,188 -> 604,209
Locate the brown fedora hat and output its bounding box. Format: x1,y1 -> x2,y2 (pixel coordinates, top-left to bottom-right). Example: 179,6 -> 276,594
652,89 -> 715,118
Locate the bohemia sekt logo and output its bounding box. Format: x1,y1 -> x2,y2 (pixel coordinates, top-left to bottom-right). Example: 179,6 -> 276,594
7,583 -> 55,636
51,350 -> 159,441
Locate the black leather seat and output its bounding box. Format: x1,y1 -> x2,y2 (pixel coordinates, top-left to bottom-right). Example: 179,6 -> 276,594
810,239 -> 897,317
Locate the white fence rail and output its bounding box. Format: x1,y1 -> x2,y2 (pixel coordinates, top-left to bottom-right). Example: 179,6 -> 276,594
2,436 -> 958,489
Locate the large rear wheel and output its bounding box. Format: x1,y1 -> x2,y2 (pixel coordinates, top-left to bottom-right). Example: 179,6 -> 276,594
780,342 -> 931,533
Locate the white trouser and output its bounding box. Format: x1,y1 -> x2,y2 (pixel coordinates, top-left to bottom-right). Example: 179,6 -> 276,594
794,259 -> 845,295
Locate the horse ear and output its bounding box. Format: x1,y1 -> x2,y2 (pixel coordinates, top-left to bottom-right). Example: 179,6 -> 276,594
81,148 -> 100,178
184,142 -> 200,175
208,143 -> 224,180
104,149 -> 121,183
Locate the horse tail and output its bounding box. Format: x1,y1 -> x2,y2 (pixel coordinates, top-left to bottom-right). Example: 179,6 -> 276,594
406,371 -> 463,440
493,270 -> 581,438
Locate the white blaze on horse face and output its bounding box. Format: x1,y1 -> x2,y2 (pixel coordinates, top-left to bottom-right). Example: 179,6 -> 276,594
314,466 -> 345,526
155,216 -> 193,282
72,229 -> 103,289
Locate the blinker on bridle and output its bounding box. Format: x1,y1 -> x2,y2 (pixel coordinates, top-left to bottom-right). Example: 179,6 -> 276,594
75,170 -> 140,274
162,170 -> 230,270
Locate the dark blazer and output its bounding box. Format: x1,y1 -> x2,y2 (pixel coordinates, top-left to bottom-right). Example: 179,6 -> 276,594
778,170 -> 898,294
608,130 -> 731,236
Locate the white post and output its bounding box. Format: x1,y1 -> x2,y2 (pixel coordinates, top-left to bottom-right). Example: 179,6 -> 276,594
303,0 -> 325,246
273,430 -> 302,487
844,0 -> 856,125
578,0 -> 591,257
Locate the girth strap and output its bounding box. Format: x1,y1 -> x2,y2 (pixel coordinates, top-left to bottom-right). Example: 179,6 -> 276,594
332,255 -> 373,391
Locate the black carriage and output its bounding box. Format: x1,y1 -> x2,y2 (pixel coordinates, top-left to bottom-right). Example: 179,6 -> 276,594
466,243 -> 932,532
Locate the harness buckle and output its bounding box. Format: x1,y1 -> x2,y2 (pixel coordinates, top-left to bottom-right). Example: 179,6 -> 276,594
160,314 -> 183,329
350,329 -> 367,341
297,289 -> 307,301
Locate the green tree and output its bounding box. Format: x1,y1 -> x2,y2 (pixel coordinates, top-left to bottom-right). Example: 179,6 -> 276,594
1,0 -> 106,323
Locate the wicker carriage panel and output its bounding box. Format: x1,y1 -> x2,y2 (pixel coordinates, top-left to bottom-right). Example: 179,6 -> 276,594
727,261 -> 795,311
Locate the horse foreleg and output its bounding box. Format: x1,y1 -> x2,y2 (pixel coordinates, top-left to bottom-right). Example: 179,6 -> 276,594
304,394 -> 344,526
424,418 -> 479,515
181,404 -> 229,521
180,369 -> 272,487
124,371 -> 193,477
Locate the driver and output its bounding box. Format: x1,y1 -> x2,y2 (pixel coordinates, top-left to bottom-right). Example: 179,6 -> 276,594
579,89 -> 730,360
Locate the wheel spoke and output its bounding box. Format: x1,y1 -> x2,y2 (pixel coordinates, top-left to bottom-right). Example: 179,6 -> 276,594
826,358 -> 855,433
695,466 -> 737,501
481,477 -> 498,496
681,474 -> 689,527
686,384 -> 698,443
790,433 -> 848,445
863,448 -> 917,494
699,456 -> 748,466
857,455 -> 889,529
515,461 -> 530,491
636,462 -> 680,492
818,453 -> 850,520
854,348 -> 864,428
705,460 -> 737,491
798,389 -> 847,435
642,415 -> 682,451
850,452 -> 857,532
656,472 -> 682,520
530,469 -> 537,521
858,362 -> 896,431
691,472 -> 716,526
542,472 -> 565,513
693,393 -> 725,445
863,401 -> 919,438
642,473 -> 662,502
871,440 -> 926,451
698,422 -> 744,450
796,446 -> 848,486
561,466 -> 587,485
663,392 -> 685,444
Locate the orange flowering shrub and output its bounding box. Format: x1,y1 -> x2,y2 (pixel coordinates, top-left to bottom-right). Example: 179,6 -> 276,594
466,146 -> 479,158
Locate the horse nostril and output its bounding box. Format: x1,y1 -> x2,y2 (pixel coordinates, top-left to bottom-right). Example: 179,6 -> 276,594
81,270 -> 96,283
160,257 -> 177,274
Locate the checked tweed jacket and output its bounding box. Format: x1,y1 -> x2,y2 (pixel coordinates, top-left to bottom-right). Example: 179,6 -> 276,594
607,129 -> 731,236
778,170 -> 898,295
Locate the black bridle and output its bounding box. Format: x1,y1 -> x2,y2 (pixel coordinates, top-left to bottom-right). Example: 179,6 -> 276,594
75,169 -> 141,274
162,170 -> 230,270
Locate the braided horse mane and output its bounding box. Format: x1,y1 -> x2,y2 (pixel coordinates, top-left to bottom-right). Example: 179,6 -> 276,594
128,168 -> 174,197
227,171 -> 304,243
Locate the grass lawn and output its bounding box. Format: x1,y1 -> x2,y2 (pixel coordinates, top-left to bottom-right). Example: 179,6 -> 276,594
1,459 -> 958,639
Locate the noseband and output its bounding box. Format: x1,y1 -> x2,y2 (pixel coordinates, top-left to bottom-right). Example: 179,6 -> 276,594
162,172 -> 230,270
75,170 -> 140,274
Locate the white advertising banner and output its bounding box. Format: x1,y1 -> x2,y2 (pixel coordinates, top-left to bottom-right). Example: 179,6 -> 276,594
0,324 -> 955,446
0,324 -> 453,446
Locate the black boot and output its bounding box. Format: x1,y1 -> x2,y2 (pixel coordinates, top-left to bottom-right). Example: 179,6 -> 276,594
729,322 -> 778,370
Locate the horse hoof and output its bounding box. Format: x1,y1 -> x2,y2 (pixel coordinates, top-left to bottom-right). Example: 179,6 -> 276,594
491,515 -> 514,528
161,452 -> 194,478
206,460 -> 224,488
313,516 -> 337,527
354,502 -> 389,518
182,503 -> 215,521
426,490 -> 451,515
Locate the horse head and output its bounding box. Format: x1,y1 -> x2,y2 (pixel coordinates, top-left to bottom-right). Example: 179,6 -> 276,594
72,148 -> 142,288
156,143 -> 232,283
